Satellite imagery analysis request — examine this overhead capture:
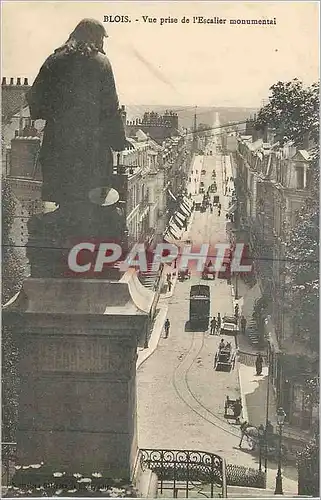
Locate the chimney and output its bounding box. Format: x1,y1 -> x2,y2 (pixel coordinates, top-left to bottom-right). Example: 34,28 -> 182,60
17,77 -> 21,85
2,77 -> 6,85
10,78 -> 14,85
24,78 -> 29,86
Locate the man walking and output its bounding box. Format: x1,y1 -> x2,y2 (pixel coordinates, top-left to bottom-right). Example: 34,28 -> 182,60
210,317 -> 217,335
240,315 -> 247,335
217,312 -> 221,332
164,318 -> 170,338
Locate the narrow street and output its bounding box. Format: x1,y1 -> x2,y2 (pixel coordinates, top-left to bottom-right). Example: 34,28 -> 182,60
137,132 -> 257,467
137,114 -> 298,494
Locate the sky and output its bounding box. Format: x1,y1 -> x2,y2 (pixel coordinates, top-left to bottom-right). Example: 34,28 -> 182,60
1,1 -> 320,107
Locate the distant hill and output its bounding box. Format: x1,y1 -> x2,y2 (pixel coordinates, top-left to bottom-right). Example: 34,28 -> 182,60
125,105 -> 258,131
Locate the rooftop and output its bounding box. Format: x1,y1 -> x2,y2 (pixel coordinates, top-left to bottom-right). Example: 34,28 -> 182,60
2,77 -> 30,122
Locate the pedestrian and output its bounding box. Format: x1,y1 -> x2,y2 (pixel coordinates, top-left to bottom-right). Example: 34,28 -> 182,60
255,353 -> 263,375
240,315 -> 247,335
218,209 -> 221,217
219,338 -> 225,350
210,317 -> 217,335
266,420 -> 274,438
167,279 -> 172,293
217,313 -> 221,332
164,318 -> 170,338
233,398 -> 242,424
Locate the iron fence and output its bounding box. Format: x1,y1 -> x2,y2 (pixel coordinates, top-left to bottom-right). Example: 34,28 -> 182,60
226,464 -> 266,488
237,350 -> 267,367
140,448 -> 226,498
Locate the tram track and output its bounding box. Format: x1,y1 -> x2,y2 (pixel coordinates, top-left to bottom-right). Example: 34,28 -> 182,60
171,328 -> 241,440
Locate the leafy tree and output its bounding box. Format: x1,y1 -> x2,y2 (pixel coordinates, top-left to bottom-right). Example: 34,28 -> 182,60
297,429 -> 319,497
255,79 -> 319,146
2,178 -> 24,442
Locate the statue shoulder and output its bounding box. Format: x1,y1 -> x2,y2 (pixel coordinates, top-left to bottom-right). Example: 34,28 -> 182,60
94,52 -> 114,73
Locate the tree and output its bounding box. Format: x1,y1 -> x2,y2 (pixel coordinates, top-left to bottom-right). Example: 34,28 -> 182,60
297,429 -> 319,497
2,178 -> 24,442
255,79 -> 319,146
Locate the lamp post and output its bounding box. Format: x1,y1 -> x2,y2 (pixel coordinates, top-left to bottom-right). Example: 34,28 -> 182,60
258,425 -> 265,472
274,407 -> 286,495
264,340 -> 271,474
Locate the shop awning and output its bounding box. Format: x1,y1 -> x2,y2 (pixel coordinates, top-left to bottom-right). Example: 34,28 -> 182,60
183,197 -> 193,209
175,211 -> 186,222
173,216 -> 184,229
182,202 -> 192,213
178,204 -> 190,217
226,202 -> 237,215
169,219 -> 182,233
168,223 -> 182,240
167,189 -> 177,202
164,232 -> 177,244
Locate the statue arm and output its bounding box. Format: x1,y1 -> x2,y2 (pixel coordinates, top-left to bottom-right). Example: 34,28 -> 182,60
100,57 -> 126,151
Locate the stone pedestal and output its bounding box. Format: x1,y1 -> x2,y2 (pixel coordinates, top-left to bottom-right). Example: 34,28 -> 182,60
3,269 -> 154,479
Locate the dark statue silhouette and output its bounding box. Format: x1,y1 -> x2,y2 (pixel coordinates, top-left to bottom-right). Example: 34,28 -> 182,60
26,19 -> 129,278
27,18 -> 126,204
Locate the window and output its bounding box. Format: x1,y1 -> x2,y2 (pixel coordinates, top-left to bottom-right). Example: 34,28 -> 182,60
296,166 -> 305,189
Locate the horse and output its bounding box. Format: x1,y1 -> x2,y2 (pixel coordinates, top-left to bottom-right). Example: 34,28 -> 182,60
239,421 -> 259,450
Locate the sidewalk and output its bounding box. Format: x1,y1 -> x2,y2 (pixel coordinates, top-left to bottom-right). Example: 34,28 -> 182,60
137,304 -> 168,369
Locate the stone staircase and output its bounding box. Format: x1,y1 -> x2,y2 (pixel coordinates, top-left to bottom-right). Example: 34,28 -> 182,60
138,263 -> 162,290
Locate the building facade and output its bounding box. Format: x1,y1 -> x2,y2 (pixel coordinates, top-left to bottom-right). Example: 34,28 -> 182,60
235,130 -> 318,432
113,130 -> 166,249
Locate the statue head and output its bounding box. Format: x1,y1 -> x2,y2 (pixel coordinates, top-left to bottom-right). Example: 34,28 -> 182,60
57,18 -> 108,55
70,18 -> 107,48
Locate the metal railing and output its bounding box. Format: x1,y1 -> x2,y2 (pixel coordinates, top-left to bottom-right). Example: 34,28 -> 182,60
140,448 -> 227,498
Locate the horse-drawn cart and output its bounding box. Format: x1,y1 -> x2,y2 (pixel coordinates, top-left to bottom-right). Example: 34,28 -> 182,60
214,344 -> 236,371
224,396 -> 242,423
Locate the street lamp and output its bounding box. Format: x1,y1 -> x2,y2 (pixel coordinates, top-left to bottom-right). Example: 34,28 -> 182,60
258,424 -> 265,472
274,407 -> 286,495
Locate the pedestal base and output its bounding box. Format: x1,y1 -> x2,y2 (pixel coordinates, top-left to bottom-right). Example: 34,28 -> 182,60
4,271 -> 154,479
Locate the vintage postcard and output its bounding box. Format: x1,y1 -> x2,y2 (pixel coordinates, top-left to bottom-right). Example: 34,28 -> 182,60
1,1 -> 319,498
